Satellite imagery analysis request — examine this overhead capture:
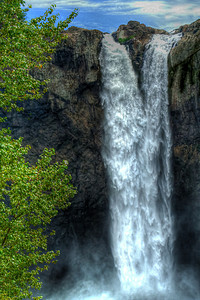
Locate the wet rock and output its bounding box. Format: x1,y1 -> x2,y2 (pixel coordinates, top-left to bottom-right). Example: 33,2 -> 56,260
112,20 -> 167,72
169,19 -> 200,275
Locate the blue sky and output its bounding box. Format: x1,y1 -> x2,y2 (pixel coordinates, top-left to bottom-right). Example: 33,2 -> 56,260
25,0 -> 200,33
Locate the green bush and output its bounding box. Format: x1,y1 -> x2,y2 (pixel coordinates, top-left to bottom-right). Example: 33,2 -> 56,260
118,35 -> 135,44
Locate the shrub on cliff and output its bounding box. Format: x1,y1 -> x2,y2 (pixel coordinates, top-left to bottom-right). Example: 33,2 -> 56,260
0,1 -> 78,299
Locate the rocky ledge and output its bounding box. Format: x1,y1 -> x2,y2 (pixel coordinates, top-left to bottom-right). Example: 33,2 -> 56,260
112,20 -> 167,72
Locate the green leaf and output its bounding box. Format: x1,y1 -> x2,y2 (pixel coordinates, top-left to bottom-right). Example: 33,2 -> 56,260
0,1 -> 78,299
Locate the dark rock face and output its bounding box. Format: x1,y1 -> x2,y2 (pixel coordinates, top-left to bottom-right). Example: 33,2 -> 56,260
112,20 -> 167,73
169,19 -> 200,275
2,27 -> 114,291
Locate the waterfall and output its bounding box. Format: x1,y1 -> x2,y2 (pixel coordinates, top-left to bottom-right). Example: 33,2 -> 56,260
100,33 -> 181,297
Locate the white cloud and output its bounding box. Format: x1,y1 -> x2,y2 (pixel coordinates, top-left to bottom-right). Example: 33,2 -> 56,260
56,0 -> 102,8
26,0 -> 102,8
110,1 -> 200,17
26,0 -> 53,7
130,1 -> 169,14
26,0 -> 200,18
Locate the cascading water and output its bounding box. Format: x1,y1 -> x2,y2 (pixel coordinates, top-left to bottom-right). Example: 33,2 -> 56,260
100,33 -> 181,298
45,33 -> 192,300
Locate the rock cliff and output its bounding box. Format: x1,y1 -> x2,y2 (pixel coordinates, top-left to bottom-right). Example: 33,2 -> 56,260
112,20 -> 167,74
2,18 -> 200,291
169,19 -> 200,275
2,27 -> 114,289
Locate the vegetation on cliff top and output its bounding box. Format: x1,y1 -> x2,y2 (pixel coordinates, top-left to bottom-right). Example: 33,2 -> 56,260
118,35 -> 135,44
0,1 -> 78,299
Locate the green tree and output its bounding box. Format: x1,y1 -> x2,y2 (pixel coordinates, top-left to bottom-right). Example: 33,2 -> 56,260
0,0 -> 78,115
0,1 -> 78,299
0,0 -> 26,21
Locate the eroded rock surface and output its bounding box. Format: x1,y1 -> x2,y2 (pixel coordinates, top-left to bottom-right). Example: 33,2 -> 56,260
112,20 -> 167,72
169,19 -> 200,275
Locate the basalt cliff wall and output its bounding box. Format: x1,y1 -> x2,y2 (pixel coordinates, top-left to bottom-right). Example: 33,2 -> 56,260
169,19 -> 200,275
3,19 -> 200,287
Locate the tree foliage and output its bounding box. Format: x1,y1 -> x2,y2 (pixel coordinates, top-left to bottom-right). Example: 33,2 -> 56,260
0,1 -> 78,299
0,130 -> 76,299
0,0 -> 78,114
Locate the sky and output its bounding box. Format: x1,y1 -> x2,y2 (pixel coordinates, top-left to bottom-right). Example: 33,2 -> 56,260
25,0 -> 200,33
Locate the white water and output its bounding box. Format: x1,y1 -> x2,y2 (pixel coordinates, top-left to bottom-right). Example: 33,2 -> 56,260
100,33 -> 181,298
